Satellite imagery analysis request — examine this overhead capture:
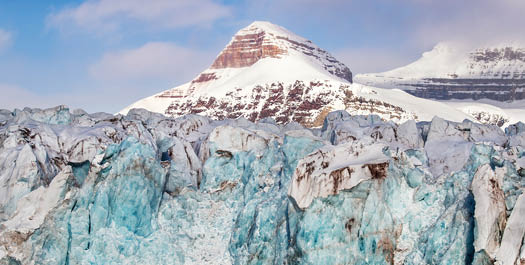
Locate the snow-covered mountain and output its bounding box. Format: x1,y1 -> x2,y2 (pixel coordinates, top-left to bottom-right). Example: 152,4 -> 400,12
2,106 -> 525,264
356,42 -> 525,101
355,42 -> 525,127
121,22 -> 473,126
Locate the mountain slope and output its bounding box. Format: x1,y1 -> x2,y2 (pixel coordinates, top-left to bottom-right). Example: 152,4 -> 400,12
120,22 -> 472,126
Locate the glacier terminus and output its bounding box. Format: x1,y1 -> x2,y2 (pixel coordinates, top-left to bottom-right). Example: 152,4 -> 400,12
1,106 -> 525,265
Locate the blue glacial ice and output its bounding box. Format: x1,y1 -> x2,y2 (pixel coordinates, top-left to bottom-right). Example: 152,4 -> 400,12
0,107 -> 524,265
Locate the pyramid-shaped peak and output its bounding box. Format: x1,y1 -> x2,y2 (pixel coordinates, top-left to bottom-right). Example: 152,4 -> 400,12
210,21 -> 306,69
209,21 -> 351,83
247,20 -> 279,28
246,21 -> 285,31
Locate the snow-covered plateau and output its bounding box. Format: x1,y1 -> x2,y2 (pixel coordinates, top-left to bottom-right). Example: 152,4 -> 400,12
356,42 -> 525,102
355,42 -> 525,126
1,105 -> 525,265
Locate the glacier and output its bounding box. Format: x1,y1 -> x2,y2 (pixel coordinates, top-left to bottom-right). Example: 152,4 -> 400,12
0,106 -> 525,265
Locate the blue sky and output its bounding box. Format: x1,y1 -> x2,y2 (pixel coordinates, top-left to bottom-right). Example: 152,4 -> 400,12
1,0 -> 524,113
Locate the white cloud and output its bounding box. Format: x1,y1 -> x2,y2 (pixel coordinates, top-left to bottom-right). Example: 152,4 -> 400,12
334,48 -> 418,74
0,84 -> 53,110
0,29 -> 12,52
242,0 -> 525,71
89,42 -> 212,82
411,0 -> 525,48
47,0 -> 231,32
0,82 -> 149,113
0,42 -> 216,113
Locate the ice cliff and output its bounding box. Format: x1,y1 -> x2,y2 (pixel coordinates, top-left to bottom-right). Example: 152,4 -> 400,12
1,106 -> 525,265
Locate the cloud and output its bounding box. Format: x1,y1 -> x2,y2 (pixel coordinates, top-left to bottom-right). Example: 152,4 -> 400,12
334,48 -> 418,74
0,84 -> 54,110
0,41 -> 217,113
0,82 -> 150,114
0,29 -> 12,52
47,0 -> 231,33
86,41 -> 217,112
410,0 -> 525,48
241,0 -> 525,57
89,42 -> 212,82
0,84 -> 95,111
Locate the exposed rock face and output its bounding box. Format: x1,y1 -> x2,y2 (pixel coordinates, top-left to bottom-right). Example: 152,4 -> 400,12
164,81 -> 416,127
190,72 -> 218,84
208,22 -> 352,82
402,78 -> 525,101
472,47 -> 525,68
210,31 -> 286,69
463,109 -> 509,127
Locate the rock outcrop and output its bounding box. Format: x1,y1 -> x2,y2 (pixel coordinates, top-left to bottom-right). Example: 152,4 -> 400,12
210,31 -> 286,69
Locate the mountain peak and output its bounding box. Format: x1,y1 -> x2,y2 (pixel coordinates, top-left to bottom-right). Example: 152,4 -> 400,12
122,22 -> 368,126
245,21 -> 287,32
247,20 -> 280,29
240,21 -> 307,42
208,21 -> 352,83
210,21 -> 308,70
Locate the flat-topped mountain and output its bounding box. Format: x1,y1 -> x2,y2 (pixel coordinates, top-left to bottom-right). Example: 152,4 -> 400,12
356,42 -> 525,101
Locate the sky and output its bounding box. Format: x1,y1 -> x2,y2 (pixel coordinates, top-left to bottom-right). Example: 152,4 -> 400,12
0,0 -> 524,113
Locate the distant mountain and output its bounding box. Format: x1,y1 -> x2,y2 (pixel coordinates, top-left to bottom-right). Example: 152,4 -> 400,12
355,42 -> 525,101
120,22 -> 471,126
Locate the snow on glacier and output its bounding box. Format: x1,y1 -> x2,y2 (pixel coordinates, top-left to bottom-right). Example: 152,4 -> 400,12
0,106 -> 525,264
